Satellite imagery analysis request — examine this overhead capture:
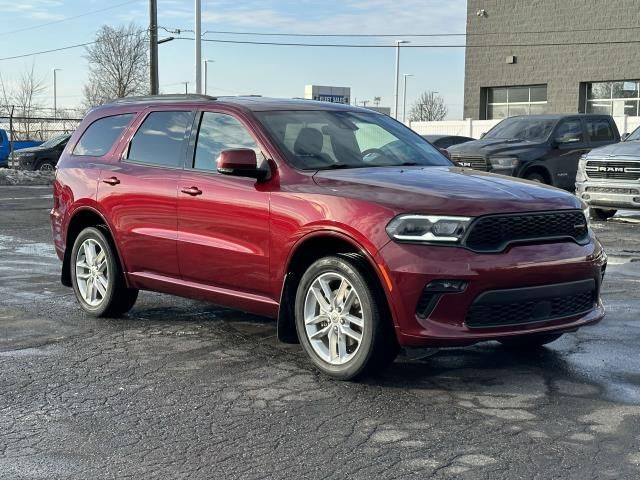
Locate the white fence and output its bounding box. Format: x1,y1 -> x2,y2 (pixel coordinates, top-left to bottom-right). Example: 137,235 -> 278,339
409,116 -> 640,139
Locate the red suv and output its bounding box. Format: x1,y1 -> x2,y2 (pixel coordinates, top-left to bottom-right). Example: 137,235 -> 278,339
51,95 -> 606,380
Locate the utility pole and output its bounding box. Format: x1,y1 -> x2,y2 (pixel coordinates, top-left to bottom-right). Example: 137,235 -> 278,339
183,82 -> 189,94
194,0 -> 202,94
203,59 -> 214,95
393,40 -> 409,120
53,68 -> 61,120
149,0 -> 158,95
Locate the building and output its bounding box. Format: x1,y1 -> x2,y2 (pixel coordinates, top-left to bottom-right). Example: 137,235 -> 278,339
304,85 -> 351,104
463,1 -> 640,120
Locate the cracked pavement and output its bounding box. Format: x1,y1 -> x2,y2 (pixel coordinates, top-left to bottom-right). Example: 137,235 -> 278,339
1,185 -> 640,479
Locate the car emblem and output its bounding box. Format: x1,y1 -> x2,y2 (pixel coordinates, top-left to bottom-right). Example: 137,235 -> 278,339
460,162 -> 472,167
598,166 -> 625,173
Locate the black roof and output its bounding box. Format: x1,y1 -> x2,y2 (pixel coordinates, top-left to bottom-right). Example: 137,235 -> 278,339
106,94 -> 375,113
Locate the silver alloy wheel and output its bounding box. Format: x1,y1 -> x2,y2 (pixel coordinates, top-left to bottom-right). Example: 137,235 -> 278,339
303,272 -> 364,365
39,163 -> 54,172
75,238 -> 109,307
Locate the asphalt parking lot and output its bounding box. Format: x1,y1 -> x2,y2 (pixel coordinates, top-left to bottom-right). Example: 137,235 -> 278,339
1,185 -> 640,479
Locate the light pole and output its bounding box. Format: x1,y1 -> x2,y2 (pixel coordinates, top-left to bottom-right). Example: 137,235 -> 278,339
393,40 -> 410,120
52,69 -> 61,120
182,82 -> 189,94
203,59 -> 215,95
194,0 -> 202,94
402,73 -> 414,123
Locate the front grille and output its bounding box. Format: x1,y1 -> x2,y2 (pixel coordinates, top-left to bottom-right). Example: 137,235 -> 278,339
585,186 -> 640,195
585,160 -> 640,181
450,154 -> 489,171
465,282 -> 596,328
463,210 -> 589,253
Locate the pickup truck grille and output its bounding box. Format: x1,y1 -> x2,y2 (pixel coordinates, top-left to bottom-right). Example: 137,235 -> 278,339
463,210 -> 589,253
450,154 -> 488,171
585,160 -> 640,181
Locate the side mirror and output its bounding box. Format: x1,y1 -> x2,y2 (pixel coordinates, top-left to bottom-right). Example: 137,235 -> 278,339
438,147 -> 451,160
217,148 -> 267,180
554,136 -> 581,146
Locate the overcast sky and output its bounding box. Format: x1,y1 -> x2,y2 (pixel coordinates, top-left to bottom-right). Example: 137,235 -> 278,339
0,0 -> 467,118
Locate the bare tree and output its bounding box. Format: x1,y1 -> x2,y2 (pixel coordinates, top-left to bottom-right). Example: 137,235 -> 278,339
82,23 -> 149,108
408,91 -> 447,122
11,64 -> 46,139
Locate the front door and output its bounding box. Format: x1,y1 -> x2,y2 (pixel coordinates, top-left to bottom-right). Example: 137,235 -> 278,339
177,111 -> 270,295
548,118 -> 591,190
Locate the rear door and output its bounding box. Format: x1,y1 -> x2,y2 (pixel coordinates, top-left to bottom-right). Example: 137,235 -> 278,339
585,116 -> 618,149
176,110 -> 271,294
547,118 -> 590,190
97,108 -> 195,279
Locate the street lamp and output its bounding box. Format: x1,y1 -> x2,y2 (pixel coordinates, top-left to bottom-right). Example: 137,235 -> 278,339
402,73 -> 414,123
182,82 -> 189,94
52,68 -> 61,120
393,40 -> 410,120
203,59 -> 215,95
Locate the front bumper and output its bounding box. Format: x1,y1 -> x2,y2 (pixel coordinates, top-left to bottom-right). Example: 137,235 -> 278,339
378,238 -> 606,347
576,180 -> 640,210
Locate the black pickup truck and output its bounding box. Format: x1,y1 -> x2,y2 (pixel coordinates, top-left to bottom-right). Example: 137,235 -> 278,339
447,114 -> 620,191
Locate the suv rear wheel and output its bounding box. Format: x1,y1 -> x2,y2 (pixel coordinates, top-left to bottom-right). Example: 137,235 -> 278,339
590,208 -> 617,221
71,227 -> 138,317
295,255 -> 398,380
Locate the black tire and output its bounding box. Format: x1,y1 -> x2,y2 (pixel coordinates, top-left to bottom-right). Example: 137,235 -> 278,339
70,227 -> 138,317
524,172 -> 547,184
36,159 -> 56,171
590,208 -> 617,221
294,255 -> 398,380
498,333 -> 563,349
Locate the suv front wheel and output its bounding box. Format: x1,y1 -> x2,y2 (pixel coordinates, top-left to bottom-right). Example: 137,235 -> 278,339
590,208 -> 617,221
70,227 -> 138,317
295,255 -> 398,380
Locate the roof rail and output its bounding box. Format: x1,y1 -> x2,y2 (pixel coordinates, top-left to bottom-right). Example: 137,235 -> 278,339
111,94 -> 217,104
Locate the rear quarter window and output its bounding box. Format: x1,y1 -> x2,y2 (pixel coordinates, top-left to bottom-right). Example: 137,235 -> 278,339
73,113 -> 134,156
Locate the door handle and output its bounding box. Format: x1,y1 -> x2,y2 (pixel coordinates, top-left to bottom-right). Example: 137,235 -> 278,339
181,186 -> 203,196
102,176 -> 120,186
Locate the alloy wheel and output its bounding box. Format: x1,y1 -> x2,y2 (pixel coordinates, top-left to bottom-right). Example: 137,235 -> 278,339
75,238 -> 109,307
303,272 -> 364,365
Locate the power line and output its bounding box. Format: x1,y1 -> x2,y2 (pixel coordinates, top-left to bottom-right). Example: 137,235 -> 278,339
0,0 -> 142,37
175,37 -> 640,48
160,25 -> 640,38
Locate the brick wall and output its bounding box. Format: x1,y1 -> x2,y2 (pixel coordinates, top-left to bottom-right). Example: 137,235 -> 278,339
464,0 -> 640,119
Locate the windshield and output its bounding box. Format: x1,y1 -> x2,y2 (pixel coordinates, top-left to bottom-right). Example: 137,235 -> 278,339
483,117 -> 557,142
41,134 -> 68,148
626,126 -> 640,142
254,110 -> 451,170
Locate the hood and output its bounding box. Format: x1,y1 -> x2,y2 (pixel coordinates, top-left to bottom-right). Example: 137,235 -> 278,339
312,166 -> 581,216
11,146 -> 42,155
447,138 -> 546,158
585,141 -> 639,158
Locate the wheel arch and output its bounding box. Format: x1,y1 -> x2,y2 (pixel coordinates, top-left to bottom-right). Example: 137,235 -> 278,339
62,207 -> 126,287
277,231 -> 395,344
521,163 -> 552,184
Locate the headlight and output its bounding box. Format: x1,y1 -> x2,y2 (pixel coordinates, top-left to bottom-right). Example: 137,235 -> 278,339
386,215 -> 473,244
489,156 -> 519,170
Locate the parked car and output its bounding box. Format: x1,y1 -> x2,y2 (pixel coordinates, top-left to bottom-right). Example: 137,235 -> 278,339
8,133 -> 71,171
447,114 -> 620,191
421,134 -> 475,149
0,128 -> 43,168
576,124 -> 640,220
51,95 -> 606,380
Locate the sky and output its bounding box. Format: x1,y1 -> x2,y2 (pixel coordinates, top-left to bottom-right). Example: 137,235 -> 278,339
0,0 -> 467,119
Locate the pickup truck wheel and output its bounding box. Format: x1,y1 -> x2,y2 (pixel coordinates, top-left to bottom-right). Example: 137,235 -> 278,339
498,333 -> 563,349
590,208 -> 617,221
71,227 -> 138,317
295,255 -> 397,380
37,159 -> 56,171
524,172 -> 547,184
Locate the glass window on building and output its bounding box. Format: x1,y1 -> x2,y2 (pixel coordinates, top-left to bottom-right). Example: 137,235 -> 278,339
485,85 -> 547,119
586,80 -> 640,116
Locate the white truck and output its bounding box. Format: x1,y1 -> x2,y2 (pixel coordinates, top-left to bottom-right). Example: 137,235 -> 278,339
576,126 -> 640,220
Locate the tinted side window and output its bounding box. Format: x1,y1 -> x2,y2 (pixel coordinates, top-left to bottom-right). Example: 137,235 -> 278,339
73,113 -> 134,156
193,112 -> 260,171
127,111 -> 193,167
555,120 -> 584,143
586,118 -> 615,142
